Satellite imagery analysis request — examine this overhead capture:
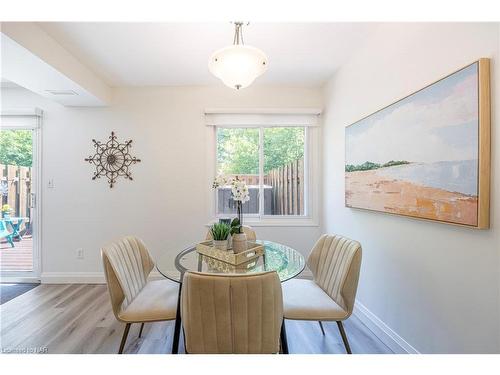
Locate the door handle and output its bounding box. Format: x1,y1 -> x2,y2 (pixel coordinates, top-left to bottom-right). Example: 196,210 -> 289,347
30,193 -> 36,208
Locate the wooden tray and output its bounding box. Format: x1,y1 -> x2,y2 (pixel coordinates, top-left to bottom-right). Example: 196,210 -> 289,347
196,240 -> 264,265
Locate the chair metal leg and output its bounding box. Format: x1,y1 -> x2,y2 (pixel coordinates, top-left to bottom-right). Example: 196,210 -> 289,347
318,321 -> 325,335
138,322 -> 145,338
336,321 -> 352,354
172,282 -> 183,354
280,319 -> 289,354
118,323 -> 131,354
182,327 -> 187,354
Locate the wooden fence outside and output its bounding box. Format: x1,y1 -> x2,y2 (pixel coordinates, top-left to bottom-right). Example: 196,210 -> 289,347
1,164 -> 32,221
225,174 -> 260,186
224,158 -> 304,215
267,158 -> 304,215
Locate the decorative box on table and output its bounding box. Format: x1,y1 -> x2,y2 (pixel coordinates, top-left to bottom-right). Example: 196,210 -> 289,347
200,255 -> 259,273
196,240 -> 264,266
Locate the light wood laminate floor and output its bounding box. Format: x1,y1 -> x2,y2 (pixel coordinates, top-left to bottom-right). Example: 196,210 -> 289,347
0,284 -> 393,354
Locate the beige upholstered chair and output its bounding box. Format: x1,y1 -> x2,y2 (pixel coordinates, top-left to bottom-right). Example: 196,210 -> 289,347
101,236 -> 179,353
181,271 -> 283,354
205,225 -> 257,241
282,234 -> 362,353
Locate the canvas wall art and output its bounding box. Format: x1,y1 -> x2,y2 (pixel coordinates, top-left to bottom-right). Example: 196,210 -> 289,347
345,59 -> 490,228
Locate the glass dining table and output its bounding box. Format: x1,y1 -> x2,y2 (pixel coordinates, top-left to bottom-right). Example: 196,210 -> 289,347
156,240 -> 306,354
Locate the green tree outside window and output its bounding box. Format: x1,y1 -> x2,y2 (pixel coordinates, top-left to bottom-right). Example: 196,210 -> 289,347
0,130 -> 33,167
217,127 -> 304,174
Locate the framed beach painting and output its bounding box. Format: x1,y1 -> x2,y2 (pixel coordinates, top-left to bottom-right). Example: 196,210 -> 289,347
345,59 -> 490,228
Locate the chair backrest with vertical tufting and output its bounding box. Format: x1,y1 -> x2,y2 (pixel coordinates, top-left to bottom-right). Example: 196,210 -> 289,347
181,271 -> 283,354
101,236 -> 155,319
306,234 -> 362,316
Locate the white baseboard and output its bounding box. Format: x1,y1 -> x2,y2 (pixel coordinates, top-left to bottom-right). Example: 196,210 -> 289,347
40,270 -> 167,284
41,272 -> 105,284
353,300 -> 420,354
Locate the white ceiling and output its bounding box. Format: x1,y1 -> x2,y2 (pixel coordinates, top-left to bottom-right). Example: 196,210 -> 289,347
37,22 -> 379,87
1,31 -> 108,106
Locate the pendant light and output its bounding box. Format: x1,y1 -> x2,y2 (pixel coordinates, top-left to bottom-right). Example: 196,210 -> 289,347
208,22 -> 268,90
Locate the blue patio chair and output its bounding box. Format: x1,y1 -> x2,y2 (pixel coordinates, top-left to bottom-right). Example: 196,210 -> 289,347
0,219 -> 15,248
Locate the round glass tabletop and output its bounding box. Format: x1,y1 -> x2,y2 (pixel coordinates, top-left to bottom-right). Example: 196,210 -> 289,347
156,240 -> 305,283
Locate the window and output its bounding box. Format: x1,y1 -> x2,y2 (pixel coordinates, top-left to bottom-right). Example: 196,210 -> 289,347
216,128 -> 260,215
215,126 -> 307,218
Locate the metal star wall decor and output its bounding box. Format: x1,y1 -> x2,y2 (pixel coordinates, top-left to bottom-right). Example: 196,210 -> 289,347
85,131 -> 141,188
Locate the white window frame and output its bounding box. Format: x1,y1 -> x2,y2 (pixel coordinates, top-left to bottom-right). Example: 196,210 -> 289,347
210,123 -> 320,227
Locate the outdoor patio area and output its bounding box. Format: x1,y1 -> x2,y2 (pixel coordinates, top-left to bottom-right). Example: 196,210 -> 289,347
0,235 -> 33,272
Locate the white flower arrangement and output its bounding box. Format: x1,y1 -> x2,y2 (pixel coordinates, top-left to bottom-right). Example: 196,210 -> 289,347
231,179 -> 250,203
212,175 -> 250,203
212,174 -> 250,234
212,175 -> 230,189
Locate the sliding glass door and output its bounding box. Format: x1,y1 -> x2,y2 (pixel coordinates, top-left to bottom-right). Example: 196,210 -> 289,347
0,113 -> 41,281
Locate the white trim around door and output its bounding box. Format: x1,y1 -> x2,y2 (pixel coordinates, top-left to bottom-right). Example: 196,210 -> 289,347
0,108 -> 43,282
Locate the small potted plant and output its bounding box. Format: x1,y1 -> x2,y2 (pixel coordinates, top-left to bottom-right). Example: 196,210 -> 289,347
210,222 -> 231,251
212,175 -> 250,253
1,204 -> 11,218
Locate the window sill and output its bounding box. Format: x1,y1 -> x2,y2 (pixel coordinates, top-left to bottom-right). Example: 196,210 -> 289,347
207,217 -> 319,227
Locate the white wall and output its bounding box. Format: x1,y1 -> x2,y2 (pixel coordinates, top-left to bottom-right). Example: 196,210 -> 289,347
322,23 -> 500,353
1,85 -> 322,280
